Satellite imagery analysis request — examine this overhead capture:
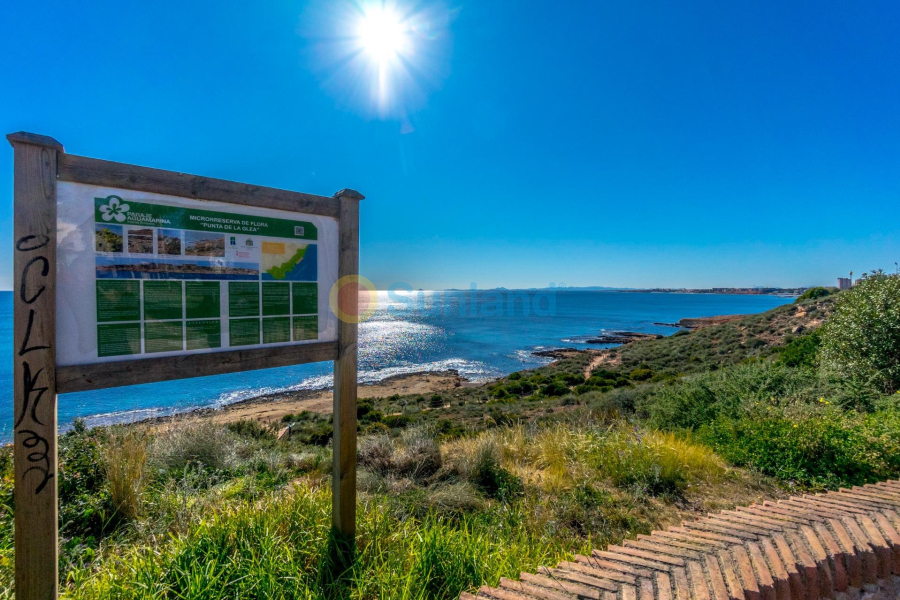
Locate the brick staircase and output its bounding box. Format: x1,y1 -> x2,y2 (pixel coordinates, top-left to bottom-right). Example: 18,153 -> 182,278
461,480 -> 900,600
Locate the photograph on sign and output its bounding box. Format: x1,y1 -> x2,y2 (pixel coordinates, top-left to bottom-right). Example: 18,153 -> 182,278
56,183 -> 339,366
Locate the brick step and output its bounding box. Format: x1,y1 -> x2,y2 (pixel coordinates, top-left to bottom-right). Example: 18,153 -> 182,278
461,479 -> 900,600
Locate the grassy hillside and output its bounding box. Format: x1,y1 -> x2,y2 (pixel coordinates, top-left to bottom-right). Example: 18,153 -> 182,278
2,282 -> 899,599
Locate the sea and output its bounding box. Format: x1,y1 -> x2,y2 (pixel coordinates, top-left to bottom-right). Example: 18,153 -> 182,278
0,289 -> 793,441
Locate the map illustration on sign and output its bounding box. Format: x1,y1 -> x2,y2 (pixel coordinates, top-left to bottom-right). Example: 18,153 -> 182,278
262,242 -> 318,281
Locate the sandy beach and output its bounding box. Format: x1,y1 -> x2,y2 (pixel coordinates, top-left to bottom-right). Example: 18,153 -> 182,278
147,370 -> 469,428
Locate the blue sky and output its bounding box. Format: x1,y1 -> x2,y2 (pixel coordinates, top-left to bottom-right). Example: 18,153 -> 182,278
2,0 -> 898,290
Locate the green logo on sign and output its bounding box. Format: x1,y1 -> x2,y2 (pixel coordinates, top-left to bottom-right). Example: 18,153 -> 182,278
99,196 -> 130,223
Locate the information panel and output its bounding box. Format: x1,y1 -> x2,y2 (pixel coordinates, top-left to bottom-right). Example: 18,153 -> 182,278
56,182 -> 339,366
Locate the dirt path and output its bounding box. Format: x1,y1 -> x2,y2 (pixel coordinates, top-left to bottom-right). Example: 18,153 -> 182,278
583,349 -> 620,378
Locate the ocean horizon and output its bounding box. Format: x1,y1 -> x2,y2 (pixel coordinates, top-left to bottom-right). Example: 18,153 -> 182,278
0,289 -> 793,441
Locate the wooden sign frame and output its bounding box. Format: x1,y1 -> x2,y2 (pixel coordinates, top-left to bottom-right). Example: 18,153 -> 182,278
8,131 -> 363,600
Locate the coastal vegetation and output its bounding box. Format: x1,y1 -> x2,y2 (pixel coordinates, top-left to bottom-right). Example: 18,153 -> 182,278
2,274 -> 899,598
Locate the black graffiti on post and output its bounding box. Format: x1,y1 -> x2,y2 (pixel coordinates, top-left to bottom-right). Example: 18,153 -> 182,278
18,430 -> 53,494
16,362 -> 47,428
16,234 -> 50,252
20,256 -> 49,304
20,308 -> 50,356
15,234 -> 54,495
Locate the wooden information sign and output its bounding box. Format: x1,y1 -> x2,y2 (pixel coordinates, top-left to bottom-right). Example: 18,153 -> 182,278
8,131 -> 363,599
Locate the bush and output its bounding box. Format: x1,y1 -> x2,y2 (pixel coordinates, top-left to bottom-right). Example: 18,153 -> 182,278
58,422 -> 117,539
698,405 -> 900,489
629,368 -> 653,381
358,428 -> 442,481
775,330 -> 822,368
795,287 -> 833,303
504,380 -> 524,395
820,273 -> 900,392
542,381 -> 569,397
382,414 -> 412,429
227,420 -> 273,439
150,422 -> 239,471
643,362 -> 821,431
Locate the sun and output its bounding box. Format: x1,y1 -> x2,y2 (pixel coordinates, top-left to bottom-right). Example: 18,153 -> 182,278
307,0 -> 451,119
356,5 -> 410,65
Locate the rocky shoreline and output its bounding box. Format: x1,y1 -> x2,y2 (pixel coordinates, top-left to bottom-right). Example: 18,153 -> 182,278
121,314 -> 746,430
584,331 -> 662,344
654,314 -> 748,329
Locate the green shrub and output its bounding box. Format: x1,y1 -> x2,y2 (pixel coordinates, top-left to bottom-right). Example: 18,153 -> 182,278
542,381 -> 569,397
698,405 -> 900,489
556,373 -> 585,387
358,400 -> 375,419
820,273 -> 900,392
58,423 -> 118,540
383,414 -> 412,429
643,362 -> 821,431
775,330 -> 822,368
227,420 -> 273,439
795,287 -> 833,303
504,381 -> 524,395
629,368 -> 653,381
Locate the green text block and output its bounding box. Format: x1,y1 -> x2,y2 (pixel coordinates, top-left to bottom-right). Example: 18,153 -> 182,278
292,315 -> 318,341
262,317 -> 291,344
229,318 -> 260,346
144,321 -> 184,353
96,281 -> 140,322
229,282 -> 260,317
97,323 -> 141,357
292,282 -> 318,315
262,282 -> 290,316
186,281 -> 221,319
186,319 -> 221,350
143,281 -> 183,320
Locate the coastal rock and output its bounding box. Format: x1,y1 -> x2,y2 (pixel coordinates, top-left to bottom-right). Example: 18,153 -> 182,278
585,331 -> 662,344
675,314 -> 746,329
531,348 -> 580,359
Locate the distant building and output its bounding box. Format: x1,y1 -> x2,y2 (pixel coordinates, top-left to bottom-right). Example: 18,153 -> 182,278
838,277 -> 852,291
855,279 -> 863,287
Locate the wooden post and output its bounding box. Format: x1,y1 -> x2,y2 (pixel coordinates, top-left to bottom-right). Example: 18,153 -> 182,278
332,188 -> 364,545
8,132 -> 63,600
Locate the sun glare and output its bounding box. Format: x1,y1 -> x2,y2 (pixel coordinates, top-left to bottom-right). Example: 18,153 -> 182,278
357,6 -> 410,64
308,0 -> 451,119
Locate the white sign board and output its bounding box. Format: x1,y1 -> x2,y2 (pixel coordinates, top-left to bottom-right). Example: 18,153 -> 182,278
56,182 -> 339,366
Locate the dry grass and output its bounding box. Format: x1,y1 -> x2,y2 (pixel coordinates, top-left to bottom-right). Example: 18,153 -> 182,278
149,420 -> 240,471
443,423 -> 727,498
105,431 -> 149,520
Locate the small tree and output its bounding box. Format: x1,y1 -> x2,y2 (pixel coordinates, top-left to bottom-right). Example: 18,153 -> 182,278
820,272 -> 900,392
